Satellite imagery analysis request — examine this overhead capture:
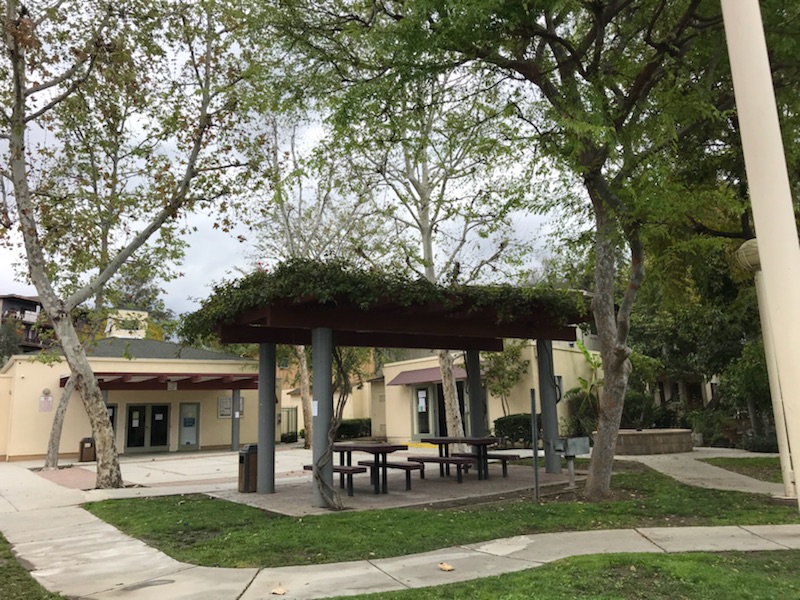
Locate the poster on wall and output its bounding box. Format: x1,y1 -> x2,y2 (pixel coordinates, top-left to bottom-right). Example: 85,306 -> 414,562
417,389 -> 427,413
38,395 -> 54,412
218,396 -> 232,418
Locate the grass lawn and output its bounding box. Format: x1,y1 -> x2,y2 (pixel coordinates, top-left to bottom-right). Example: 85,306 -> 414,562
700,456 -> 783,483
0,534 -> 64,600
333,551 -> 800,600
84,462 -> 800,568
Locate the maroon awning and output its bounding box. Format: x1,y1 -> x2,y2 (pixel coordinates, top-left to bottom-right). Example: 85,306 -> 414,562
59,371 -> 259,391
387,366 -> 467,386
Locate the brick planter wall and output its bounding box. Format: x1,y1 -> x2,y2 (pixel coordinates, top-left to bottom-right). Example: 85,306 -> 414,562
611,428 -> 694,455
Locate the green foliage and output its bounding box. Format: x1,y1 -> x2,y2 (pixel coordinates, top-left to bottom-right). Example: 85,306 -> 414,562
493,414 -> 534,448
562,387 -> 598,438
741,433 -> 779,454
718,340 -> 772,427
481,340 -> 529,416
180,258 -> 586,343
687,408 -> 733,444
0,319 -> 24,365
335,419 -> 371,440
280,432 -> 298,444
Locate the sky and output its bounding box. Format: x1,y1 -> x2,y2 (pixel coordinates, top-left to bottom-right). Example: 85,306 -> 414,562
1,212 -> 255,317
2,206 -> 560,321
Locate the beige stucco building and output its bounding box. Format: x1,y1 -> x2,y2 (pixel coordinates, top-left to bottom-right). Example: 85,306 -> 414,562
0,338 -> 269,461
350,336 -> 600,443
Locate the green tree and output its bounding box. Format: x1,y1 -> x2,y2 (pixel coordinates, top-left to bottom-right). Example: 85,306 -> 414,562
481,340 -> 529,417
107,259 -> 178,341
1,0 -> 264,487
328,68 -> 532,444
0,318 -> 23,365
270,0 -> 738,498
717,339 -> 771,437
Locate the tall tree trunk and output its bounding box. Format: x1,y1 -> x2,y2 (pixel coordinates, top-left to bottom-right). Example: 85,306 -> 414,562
43,376 -> 76,469
51,315 -> 122,488
295,344 -> 313,449
583,176 -> 644,500
438,350 -> 466,452
745,397 -> 761,437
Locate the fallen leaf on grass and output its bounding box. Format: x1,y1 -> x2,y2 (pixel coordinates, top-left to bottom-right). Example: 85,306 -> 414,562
438,562 -> 455,572
272,583 -> 286,595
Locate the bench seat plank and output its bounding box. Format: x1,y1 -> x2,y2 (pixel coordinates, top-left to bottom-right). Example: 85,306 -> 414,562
303,464 -> 367,496
406,455 -> 475,483
452,452 -> 521,477
357,460 -> 425,490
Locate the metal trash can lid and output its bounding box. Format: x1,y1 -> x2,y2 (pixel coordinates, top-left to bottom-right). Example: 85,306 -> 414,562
80,437 -> 94,444
240,444 -> 257,453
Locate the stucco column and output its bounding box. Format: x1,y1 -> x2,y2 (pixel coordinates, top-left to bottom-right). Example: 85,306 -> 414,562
465,349 -> 486,437
736,240 -> 795,498
230,388 -> 241,451
311,327 -> 333,508
536,339 -> 561,474
722,1 -> 800,509
257,343 -> 276,494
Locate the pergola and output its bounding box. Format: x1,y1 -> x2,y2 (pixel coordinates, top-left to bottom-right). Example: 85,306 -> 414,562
212,293 -> 585,507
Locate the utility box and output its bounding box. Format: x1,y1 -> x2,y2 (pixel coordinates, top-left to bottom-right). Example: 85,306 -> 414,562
238,444 -> 258,493
78,438 -> 95,462
558,436 -> 590,458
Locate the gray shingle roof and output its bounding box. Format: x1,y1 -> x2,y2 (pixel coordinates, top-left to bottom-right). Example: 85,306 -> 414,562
84,338 -> 248,361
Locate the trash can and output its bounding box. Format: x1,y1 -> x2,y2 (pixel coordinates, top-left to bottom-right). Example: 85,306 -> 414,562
79,437 -> 95,462
238,444 -> 258,493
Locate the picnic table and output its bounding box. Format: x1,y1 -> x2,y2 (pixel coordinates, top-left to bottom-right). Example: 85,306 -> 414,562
421,436 -> 498,480
333,442 -> 409,494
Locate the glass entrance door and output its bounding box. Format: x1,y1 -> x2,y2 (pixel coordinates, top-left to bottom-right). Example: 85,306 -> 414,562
126,404 -> 147,448
150,405 -> 169,449
126,404 -> 170,452
179,403 -> 199,450
412,387 -> 433,440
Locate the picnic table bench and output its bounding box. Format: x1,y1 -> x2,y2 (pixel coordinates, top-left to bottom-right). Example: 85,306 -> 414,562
303,464 -> 367,497
357,460 -> 424,491
406,455 -> 476,483
452,452 -> 521,477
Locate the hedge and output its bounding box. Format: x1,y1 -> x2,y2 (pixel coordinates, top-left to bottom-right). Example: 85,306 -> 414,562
494,413 -> 534,448
335,418 -> 372,440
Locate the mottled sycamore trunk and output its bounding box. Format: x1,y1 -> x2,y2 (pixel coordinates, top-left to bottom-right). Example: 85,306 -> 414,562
438,350 -> 466,452
43,377 -> 76,469
295,344 -> 313,448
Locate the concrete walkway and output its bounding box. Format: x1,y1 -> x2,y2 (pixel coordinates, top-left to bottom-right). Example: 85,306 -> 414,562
0,448 -> 797,599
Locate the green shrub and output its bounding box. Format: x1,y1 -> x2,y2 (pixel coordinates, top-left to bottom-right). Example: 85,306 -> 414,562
335,418 -> 371,440
620,390 -> 655,429
299,429 -> 305,439
562,388 -> 598,437
494,414 -> 534,448
280,432 -> 298,443
742,433 -> 778,453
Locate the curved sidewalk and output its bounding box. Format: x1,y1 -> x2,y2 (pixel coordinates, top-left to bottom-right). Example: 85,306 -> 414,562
0,450 -> 798,600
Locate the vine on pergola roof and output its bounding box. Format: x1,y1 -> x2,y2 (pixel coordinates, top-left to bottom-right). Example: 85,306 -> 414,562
180,258 -> 589,347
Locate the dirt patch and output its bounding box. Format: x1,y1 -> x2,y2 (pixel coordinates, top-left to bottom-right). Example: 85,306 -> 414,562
33,465 -> 98,490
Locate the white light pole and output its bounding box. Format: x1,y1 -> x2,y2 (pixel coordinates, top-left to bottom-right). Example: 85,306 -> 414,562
736,240 -> 795,498
722,0 -> 800,508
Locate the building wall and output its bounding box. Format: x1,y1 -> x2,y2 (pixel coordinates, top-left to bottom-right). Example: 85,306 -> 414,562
1,354 -> 265,461
280,380 -> 374,432
382,356 -> 440,444
0,372 -> 11,460
496,341 -> 597,434
381,342 -> 598,443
